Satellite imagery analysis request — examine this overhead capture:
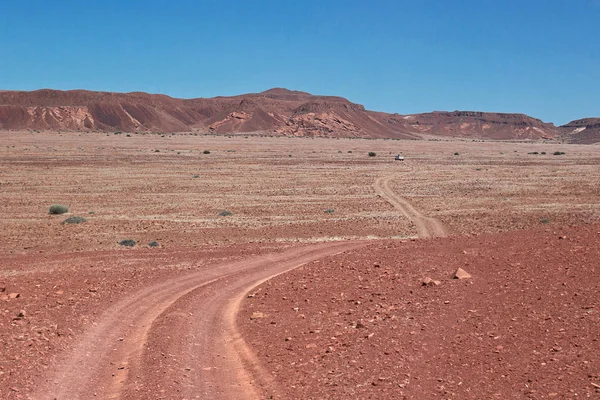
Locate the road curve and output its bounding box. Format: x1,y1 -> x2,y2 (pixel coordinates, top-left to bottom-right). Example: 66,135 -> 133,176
31,241 -> 367,400
374,175 -> 447,238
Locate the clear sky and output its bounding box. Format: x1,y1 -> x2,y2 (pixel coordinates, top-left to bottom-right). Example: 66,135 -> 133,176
1,0 -> 598,125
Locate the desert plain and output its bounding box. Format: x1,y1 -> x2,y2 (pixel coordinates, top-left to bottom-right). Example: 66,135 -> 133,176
1,131 -> 599,399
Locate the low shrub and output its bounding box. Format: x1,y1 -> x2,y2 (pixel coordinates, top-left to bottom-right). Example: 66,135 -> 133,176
324,209 -> 335,214
203,150 -> 211,154
119,239 -> 136,247
49,204 -> 69,215
368,152 -> 376,157
453,152 -> 460,156
219,210 -> 233,216
62,216 -> 87,224
553,151 -> 566,155
148,241 -> 160,248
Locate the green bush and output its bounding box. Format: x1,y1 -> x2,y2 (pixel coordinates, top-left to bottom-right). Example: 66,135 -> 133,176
49,204 -> 69,215
368,152 -> 376,157
62,216 -> 86,224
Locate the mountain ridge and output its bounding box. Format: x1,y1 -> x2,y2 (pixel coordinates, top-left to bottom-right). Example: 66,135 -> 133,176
0,88 -> 597,143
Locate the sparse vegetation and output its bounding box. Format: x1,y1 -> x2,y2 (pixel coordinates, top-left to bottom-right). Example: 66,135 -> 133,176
148,240 -> 160,248
119,239 -> 136,247
62,216 -> 87,224
553,151 -> 566,156
192,174 -> 200,178
541,151 -> 546,155
203,150 -> 211,154
324,209 -> 335,214
219,210 -> 233,216
348,150 -> 352,153
540,218 -> 550,224
454,152 -> 460,156
49,204 -> 69,215
368,152 -> 376,157
527,152 -> 539,155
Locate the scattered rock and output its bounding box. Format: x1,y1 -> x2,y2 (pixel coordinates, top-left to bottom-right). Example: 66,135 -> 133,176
8,293 -> 20,299
305,343 -> 317,349
421,277 -> 441,287
14,310 -> 26,320
452,268 -> 472,279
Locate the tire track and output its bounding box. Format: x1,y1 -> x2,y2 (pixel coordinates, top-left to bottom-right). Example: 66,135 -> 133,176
374,174 -> 447,238
31,241 -> 367,400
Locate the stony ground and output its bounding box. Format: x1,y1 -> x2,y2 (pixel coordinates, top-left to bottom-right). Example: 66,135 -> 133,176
240,224 -> 600,399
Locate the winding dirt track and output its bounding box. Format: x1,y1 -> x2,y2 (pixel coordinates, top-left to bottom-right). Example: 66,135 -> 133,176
374,175 -> 447,238
31,241 -> 367,400
30,174 -> 442,400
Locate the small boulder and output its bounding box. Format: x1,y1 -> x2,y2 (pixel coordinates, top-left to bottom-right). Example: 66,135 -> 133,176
250,311 -> 267,320
421,277 -> 441,287
452,268 -> 472,279
8,293 -> 20,299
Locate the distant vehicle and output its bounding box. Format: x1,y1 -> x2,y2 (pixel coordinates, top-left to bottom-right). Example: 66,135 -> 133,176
394,154 -> 404,161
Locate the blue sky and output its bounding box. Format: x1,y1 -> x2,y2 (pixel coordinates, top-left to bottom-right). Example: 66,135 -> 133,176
1,0 -> 598,125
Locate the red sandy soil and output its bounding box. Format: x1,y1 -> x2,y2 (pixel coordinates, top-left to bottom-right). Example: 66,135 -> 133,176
3,88 -> 595,142
239,224 -> 600,399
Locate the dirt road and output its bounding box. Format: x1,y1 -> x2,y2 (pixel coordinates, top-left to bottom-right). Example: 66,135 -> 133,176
374,174 -> 447,238
31,241 -> 366,400
28,172 -> 445,400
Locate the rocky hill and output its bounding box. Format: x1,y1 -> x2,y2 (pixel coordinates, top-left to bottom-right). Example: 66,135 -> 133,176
559,118 -> 600,144
0,88 -> 595,142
